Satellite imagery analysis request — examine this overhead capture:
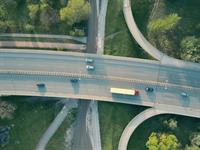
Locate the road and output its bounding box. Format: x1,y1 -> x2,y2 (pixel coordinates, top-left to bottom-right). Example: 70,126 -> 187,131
0,33 -> 87,43
97,0 -> 108,54
0,49 -> 199,113
72,0 -> 99,149
86,0 -> 98,53
72,100 -> 92,150
123,0 -> 200,69
0,41 -> 86,51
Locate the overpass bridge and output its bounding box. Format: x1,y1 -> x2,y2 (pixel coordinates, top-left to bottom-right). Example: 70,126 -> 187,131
0,49 -> 199,112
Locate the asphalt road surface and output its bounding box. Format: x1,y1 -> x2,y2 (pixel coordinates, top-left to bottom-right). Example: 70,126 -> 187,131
72,100 -> 92,150
0,50 -> 199,111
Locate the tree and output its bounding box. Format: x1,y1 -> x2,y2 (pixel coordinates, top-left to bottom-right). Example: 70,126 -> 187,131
190,132 -> 200,147
28,4 -> 40,21
185,145 -> 200,150
180,36 -> 200,63
0,0 -> 17,19
163,118 -> 178,130
0,100 -> 17,120
146,132 -> 180,150
0,21 -> 8,32
39,0 -> 58,30
59,0 -> 91,26
146,132 -> 159,150
148,13 -> 181,33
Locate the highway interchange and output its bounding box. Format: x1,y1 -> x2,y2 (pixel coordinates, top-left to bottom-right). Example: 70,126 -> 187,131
0,0 -> 200,149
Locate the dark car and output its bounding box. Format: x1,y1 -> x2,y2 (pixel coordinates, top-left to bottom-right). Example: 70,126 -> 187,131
145,87 -> 154,92
37,83 -> 45,88
70,79 -> 79,83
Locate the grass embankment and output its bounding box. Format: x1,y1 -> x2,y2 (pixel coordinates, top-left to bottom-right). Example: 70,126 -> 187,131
104,0 -> 154,59
0,96 -> 75,150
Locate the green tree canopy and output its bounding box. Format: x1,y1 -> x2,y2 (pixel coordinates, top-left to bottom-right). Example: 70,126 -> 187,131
0,0 -> 17,20
180,36 -> 200,63
28,4 -> 40,21
59,0 -> 91,26
148,13 -> 181,33
146,132 -> 180,150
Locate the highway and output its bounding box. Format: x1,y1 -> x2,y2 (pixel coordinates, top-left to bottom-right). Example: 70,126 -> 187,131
0,49 -> 199,111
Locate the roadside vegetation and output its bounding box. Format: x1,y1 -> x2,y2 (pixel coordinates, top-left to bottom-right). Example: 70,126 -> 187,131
0,0 -> 90,36
128,114 -> 200,150
145,0 -> 200,63
0,96 -> 75,150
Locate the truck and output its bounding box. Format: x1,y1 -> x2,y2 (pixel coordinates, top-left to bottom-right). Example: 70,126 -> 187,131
110,88 -> 139,96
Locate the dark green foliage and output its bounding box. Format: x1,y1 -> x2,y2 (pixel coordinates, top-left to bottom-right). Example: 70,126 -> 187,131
0,0 -> 90,34
180,36 -> 200,63
147,0 -> 200,62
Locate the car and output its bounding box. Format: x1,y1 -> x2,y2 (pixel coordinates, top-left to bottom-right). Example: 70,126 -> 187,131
145,87 -> 154,92
181,92 -> 188,97
86,65 -> 95,70
37,83 -> 45,88
85,58 -> 94,63
70,79 -> 78,83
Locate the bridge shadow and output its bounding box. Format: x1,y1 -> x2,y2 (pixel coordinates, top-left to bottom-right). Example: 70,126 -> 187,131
71,80 -> 80,94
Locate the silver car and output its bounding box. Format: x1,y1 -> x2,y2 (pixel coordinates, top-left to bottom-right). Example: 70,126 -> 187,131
85,58 -> 94,63
181,92 -> 188,97
86,65 -> 95,70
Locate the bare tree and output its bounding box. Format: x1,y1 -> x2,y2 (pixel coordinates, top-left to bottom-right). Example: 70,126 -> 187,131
0,100 -> 17,120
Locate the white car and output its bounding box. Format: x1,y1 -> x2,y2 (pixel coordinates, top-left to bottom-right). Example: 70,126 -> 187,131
86,65 -> 95,70
181,92 -> 188,97
85,58 -> 94,63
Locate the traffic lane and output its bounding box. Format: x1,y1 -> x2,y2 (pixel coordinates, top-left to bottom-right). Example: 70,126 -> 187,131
0,74 -> 199,109
155,85 -> 200,109
158,66 -> 200,88
0,56 -> 89,74
0,54 -> 160,82
1,52 -> 199,89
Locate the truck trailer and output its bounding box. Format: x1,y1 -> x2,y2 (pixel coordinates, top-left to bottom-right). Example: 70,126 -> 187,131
110,88 -> 139,96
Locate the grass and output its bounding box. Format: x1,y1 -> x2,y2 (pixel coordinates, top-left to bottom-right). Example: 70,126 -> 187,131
0,96 -> 74,150
104,0 -> 153,59
98,102 -> 146,150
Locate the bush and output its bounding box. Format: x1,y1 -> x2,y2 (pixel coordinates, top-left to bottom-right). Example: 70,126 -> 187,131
0,100 -> 17,120
163,118 -> 178,130
148,13 -> 181,33
24,24 -> 35,33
